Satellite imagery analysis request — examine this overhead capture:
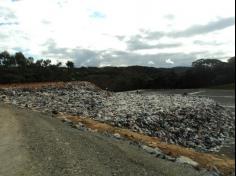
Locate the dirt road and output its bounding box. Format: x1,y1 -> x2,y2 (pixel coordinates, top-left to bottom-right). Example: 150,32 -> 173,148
0,103 -> 212,176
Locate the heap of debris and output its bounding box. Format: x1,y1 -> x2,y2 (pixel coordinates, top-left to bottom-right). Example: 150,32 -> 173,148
0,82 -> 234,152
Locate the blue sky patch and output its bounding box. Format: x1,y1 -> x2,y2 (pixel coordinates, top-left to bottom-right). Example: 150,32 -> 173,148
89,11 -> 106,19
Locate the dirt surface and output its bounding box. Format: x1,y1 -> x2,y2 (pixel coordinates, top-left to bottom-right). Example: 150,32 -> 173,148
0,103 -> 212,176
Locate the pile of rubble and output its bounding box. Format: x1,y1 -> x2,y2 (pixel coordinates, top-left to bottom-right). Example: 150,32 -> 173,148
0,82 -> 234,152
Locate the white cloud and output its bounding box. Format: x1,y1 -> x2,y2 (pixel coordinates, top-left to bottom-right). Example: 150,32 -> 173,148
148,61 -> 154,65
0,0 -> 235,67
165,59 -> 174,64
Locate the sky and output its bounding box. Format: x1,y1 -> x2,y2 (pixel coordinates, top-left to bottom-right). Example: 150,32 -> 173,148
0,0 -> 235,67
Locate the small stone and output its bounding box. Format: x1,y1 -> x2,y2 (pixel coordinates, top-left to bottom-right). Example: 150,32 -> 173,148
77,122 -> 84,127
176,156 -> 198,167
113,133 -> 121,139
141,145 -> 163,156
62,119 -> 73,126
164,155 -> 176,161
74,122 -> 89,131
87,128 -> 98,132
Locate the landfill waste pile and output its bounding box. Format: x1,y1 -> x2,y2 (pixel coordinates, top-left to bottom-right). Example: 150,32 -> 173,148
0,82 -> 234,152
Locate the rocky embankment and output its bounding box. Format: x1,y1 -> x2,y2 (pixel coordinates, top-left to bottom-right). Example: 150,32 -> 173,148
0,82 -> 234,152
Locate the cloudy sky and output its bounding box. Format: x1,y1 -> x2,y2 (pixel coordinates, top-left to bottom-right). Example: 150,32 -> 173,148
0,0 -> 235,67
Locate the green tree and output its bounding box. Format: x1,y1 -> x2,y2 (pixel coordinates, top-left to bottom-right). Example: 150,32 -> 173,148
35,59 -> 43,67
42,59 -> 51,67
14,52 -> 27,67
228,56 -> 235,65
192,59 -> 223,69
0,51 -> 11,66
56,62 -> 62,67
27,57 -> 34,66
66,61 -> 74,69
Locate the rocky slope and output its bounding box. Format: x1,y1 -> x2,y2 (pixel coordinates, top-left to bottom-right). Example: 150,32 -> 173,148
0,82 -> 234,152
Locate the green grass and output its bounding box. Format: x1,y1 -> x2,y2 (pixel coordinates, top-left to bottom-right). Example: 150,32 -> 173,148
207,83 -> 235,90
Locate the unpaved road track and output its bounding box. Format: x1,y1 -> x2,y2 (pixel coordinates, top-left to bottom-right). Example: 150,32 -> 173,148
0,103 -> 211,176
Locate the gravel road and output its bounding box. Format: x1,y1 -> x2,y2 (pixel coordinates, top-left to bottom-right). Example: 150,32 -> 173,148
0,103 -> 212,176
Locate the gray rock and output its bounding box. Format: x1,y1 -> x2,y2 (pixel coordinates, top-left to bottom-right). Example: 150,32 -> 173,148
62,119 -> 73,126
163,155 -> 176,161
113,133 -> 121,139
141,145 -> 163,156
176,156 -> 199,167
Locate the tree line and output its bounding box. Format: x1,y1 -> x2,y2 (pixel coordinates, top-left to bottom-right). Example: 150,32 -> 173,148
0,51 -> 74,68
0,50 -> 235,91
